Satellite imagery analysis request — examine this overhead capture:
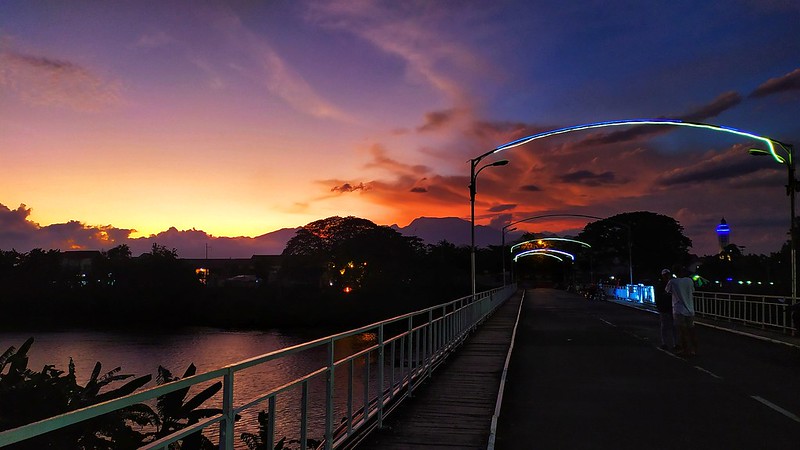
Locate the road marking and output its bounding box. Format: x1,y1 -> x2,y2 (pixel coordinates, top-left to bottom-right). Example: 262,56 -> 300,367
693,365 -> 723,379
751,396 -> 800,423
598,318 -> 617,327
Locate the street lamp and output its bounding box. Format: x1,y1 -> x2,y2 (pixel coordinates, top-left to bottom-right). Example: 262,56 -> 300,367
501,225 -> 517,285
749,142 -> 797,306
469,158 -> 509,296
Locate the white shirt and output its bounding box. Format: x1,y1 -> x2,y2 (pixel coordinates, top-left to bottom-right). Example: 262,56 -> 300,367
665,277 -> 695,316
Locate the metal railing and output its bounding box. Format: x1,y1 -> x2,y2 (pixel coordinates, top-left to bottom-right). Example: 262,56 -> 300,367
0,284 -> 517,450
693,291 -> 796,334
606,285 -> 796,334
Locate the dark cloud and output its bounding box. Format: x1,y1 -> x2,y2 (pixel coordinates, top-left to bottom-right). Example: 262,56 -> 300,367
558,170 -> 622,186
0,203 -> 135,252
750,68 -> 800,98
0,47 -> 122,110
578,91 -> 742,147
520,184 -> 542,192
410,187 -> 428,193
678,91 -> 742,122
331,182 -> 369,193
417,109 -> 458,132
0,202 -> 293,258
365,145 -> 430,175
657,146 -> 774,186
488,204 -> 517,212
6,52 -> 77,71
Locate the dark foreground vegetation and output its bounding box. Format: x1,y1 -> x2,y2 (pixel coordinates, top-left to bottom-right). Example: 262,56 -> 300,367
0,337 -> 320,450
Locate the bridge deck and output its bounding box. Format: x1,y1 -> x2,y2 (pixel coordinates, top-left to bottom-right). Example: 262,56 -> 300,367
355,291 -> 523,449
358,289 -> 800,450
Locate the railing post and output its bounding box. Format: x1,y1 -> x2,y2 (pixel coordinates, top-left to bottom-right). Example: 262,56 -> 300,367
407,316 -> 414,395
325,338 -> 335,450
300,381 -> 308,450
267,396 -> 276,450
220,369 -> 234,450
363,353 -> 370,423
427,309 -> 433,379
347,360 -> 354,435
378,324 -> 385,427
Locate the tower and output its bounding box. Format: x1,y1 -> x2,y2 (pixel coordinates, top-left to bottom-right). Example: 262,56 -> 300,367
716,218 -> 730,252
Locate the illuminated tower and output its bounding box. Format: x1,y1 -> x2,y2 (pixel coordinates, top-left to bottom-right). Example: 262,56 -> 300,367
716,218 -> 730,252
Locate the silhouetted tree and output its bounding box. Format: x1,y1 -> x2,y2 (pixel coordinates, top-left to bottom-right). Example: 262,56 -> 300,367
577,211 -> 692,283
0,337 -> 154,449
280,216 -> 423,295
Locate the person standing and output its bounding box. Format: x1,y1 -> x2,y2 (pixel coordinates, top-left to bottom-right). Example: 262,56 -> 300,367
655,269 -> 677,350
665,266 -> 697,356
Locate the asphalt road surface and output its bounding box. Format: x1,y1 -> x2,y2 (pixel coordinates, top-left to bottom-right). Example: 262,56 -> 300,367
494,288 -> 800,450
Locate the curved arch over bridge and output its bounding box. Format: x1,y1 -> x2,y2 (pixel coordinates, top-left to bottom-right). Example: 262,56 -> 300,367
514,248 -> 576,262
476,118 -> 790,164
477,118 -> 794,297
509,237 -> 591,254
501,213 -> 632,285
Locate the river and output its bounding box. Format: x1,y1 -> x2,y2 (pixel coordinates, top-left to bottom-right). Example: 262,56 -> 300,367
1,326 -> 378,447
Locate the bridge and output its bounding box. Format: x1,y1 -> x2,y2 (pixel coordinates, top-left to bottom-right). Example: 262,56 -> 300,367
2,286 -> 799,449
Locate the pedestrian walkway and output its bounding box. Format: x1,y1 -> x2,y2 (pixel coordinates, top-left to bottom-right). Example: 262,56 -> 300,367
354,291 -> 523,449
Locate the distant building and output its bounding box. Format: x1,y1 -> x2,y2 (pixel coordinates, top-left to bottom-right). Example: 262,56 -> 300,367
716,218 -> 731,252
60,250 -> 103,274
182,255 -> 282,287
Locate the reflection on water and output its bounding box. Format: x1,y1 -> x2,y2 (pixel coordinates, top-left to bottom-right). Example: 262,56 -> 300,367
0,327 -> 378,447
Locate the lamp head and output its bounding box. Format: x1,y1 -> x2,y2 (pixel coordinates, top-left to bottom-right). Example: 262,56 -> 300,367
749,148 -> 786,164
491,160 -> 509,167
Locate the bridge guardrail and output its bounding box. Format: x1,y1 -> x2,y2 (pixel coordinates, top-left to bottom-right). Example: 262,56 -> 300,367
604,284 -> 797,335
0,284 -> 517,450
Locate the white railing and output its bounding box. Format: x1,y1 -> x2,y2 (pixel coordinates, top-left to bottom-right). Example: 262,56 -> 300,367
693,291 -> 795,334
0,284 -> 517,450
606,285 -> 796,334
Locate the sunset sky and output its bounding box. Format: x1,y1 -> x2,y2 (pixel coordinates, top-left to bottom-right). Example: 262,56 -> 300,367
1,0 -> 799,257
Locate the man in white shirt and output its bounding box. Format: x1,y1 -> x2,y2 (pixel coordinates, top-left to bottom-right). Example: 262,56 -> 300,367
665,266 -> 697,356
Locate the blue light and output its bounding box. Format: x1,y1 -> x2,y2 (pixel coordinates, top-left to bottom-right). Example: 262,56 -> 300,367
490,119 -> 786,165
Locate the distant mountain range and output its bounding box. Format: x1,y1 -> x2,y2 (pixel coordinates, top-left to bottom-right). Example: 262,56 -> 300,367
391,217 -> 524,248
113,217 -> 526,259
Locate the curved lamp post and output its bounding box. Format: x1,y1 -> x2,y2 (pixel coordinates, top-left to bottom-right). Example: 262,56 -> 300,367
474,119 -> 793,303
501,225 -> 517,285
470,159 -> 509,296
749,142 -> 797,305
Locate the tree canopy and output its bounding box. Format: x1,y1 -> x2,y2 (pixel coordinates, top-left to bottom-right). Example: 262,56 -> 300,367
577,211 -> 692,281
281,216 -> 424,293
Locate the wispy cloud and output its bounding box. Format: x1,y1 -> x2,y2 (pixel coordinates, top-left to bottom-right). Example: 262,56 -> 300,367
558,170 -> 625,187
656,144 -> 774,187
577,91 -> 743,147
308,0 -> 494,123
133,31 -> 177,49
212,9 -> 356,122
0,44 -> 122,111
331,182 -> 370,193
750,68 -> 800,98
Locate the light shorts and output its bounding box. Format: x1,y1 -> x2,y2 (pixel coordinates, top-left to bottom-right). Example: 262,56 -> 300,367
674,314 -> 694,328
